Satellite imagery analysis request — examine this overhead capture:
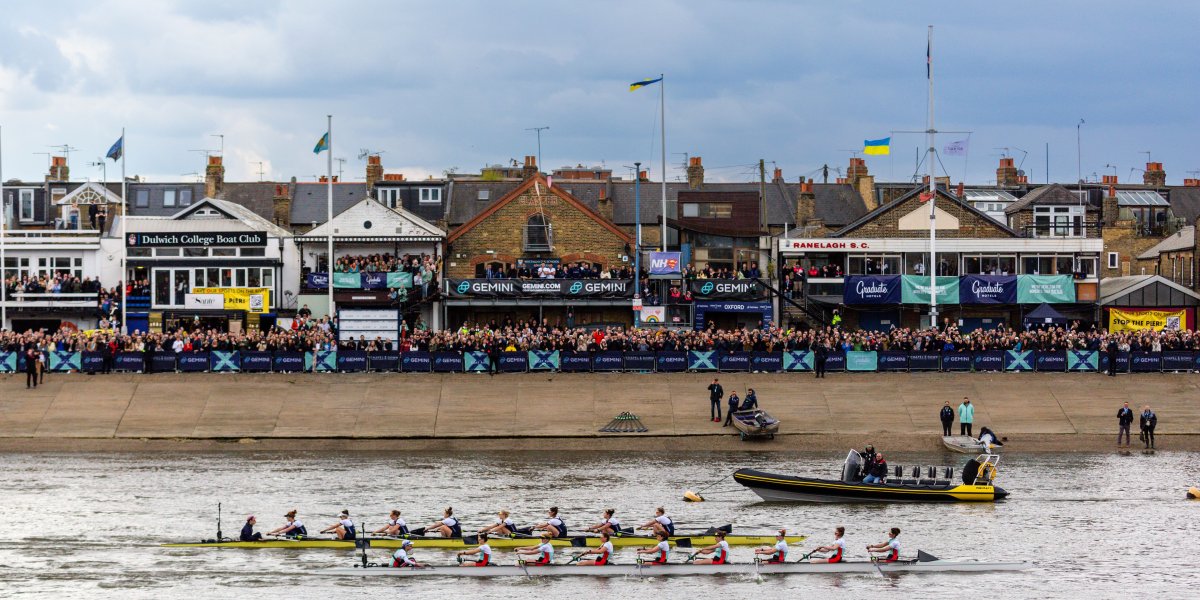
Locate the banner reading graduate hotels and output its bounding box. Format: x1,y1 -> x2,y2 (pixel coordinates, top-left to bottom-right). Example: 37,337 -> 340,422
127,232 -> 267,247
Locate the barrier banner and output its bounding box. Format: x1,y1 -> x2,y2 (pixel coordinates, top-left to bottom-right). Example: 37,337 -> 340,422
0,352 -> 17,373
623,352 -> 655,371
81,352 -> 105,373
909,352 -> 941,371
178,352 -> 209,372
1005,350 -> 1034,371
941,353 -> 972,371
719,352 -> 750,372
401,351 -> 432,372
974,351 -> 1004,371
368,351 -> 400,371
528,350 -> 561,371
656,352 -> 688,372
1066,350 -> 1098,372
241,351 -> 273,372
1109,308 -> 1188,332
688,279 -> 761,300
1098,352 -> 1129,373
1017,275 -> 1076,304
432,352 -> 463,373
877,351 -> 909,371
387,272 -> 414,289
901,276 -> 959,305
843,275 -> 901,305
333,273 -> 361,289
592,352 -> 624,371
960,275 -> 1018,304
846,351 -> 878,371
560,352 -> 591,372
362,272 -> 388,290
305,273 -> 329,289
751,352 -> 782,372
115,352 -> 145,372
463,351 -> 490,373
1130,352 -> 1161,373
337,350 -> 368,372
688,350 -> 717,371
313,350 -> 337,372
15,352 -> 31,372
498,352 -> 528,372
1162,351 -> 1194,372
191,287 -> 271,313
823,352 -> 846,371
273,352 -> 306,372
49,351 -> 81,372
1035,351 -> 1066,372
148,351 -> 177,372
447,278 -> 634,299
782,351 -> 813,371
211,351 -> 241,372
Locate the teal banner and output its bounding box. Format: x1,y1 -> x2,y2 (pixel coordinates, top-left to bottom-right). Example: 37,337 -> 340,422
49,351 -> 81,372
782,351 -> 814,371
901,276 -> 959,305
333,273 -> 361,289
0,352 -> 15,372
1017,275 -> 1076,304
386,271 -> 414,289
846,351 -> 879,371
527,350 -> 560,370
314,350 -> 337,372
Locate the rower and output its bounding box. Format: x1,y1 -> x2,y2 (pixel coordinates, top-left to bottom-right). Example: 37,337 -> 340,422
391,539 -> 423,568
866,527 -> 901,563
692,530 -> 730,565
753,529 -> 789,564
240,515 -> 262,542
575,532 -> 615,566
479,510 -> 515,536
373,510 -> 408,536
637,507 -> 674,537
321,510 -> 356,540
534,506 -> 568,538
585,509 -> 622,535
635,531 -> 671,565
456,532 -> 492,567
807,526 -> 845,563
267,510 -> 307,538
516,534 -> 555,565
426,507 -> 462,538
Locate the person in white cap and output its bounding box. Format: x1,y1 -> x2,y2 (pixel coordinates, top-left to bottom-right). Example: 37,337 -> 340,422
392,539 -> 423,568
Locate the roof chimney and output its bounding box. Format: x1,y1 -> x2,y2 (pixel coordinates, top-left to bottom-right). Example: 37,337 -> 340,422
522,155 -> 538,179
1103,186 -> 1119,226
795,177 -> 819,229
47,156 -> 69,182
996,157 -> 1019,187
1184,178 -> 1200,187
205,155 -> 225,199
1101,175 -> 1118,186
366,154 -> 384,193
772,167 -> 783,183
956,182 -> 965,197
638,170 -> 649,182
847,157 -> 876,212
686,156 -> 704,189
1143,162 -> 1166,187
272,183 -> 291,228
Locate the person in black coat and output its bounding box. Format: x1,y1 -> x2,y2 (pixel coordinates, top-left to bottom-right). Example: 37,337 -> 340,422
25,348 -> 39,389
939,401 -> 955,437
707,378 -> 724,423
1105,338 -> 1118,376
1117,401 -> 1134,447
723,392 -> 740,427
814,341 -> 828,378
1139,405 -> 1157,449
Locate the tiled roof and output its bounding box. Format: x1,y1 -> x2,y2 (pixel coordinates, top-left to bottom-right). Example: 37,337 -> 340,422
1004,184 -> 1090,214
1136,226 -> 1194,259
222,182 -> 282,222
289,182 -> 368,226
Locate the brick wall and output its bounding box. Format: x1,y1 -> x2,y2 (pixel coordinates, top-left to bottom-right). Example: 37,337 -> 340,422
1102,222 -> 1165,278
844,192 -> 1013,239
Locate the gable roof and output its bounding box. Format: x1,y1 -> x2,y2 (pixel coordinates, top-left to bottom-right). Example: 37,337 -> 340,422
171,197 -> 292,238
1004,184 -> 1088,214
834,184 -> 1019,237
301,197 -> 444,240
53,181 -> 124,206
1167,186 -> 1200,223
447,174 -> 632,244
1099,275 -> 1200,307
1136,226 -> 1194,259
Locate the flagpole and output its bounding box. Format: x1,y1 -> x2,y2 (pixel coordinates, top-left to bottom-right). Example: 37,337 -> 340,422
326,115 -> 334,323
1,124 -> 6,331
659,73 -> 667,251
927,26 -> 938,328
121,127 -> 127,335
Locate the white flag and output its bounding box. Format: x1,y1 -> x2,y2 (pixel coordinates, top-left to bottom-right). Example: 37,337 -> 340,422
943,139 -> 968,156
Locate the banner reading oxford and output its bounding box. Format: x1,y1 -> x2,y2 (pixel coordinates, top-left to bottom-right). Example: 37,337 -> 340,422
901,276 -> 959,305
191,287 -> 271,313
1109,308 -> 1188,332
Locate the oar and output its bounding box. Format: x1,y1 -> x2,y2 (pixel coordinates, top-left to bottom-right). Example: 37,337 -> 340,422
869,554 -> 886,578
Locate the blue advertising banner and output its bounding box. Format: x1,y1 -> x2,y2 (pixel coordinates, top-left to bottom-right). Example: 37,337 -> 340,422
909,352 -> 941,371
81,352 -> 105,373
974,351 -> 1004,371
751,352 -> 782,372
846,351 -> 879,371
782,351 -> 813,371
306,273 -> 330,289
432,352 -> 464,373
273,352 -> 306,372
401,352 -> 432,372
843,276 -> 901,305
1162,351 -> 1194,372
337,350 -> 369,372
941,353 -> 972,371
688,350 -> 717,371
592,352 -> 624,371
648,251 -> 683,276
528,350 -> 561,371
150,352 -> 178,372
15,352 -> 31,372
1130,352 -> 1161,373
623,352 -> 655,371
362,272 -> 388,290
692,301 -> 773,331
719,352 -> 750,372
1099,352 -> 1129,373
368,351 -> 400,371
462,351 -> 489,373
824,352 -> 847,371
1067,350 -> 1098,372
241,351 -> 273,372
0,352 -> 16,372
877,351 -> 908,371
656,352 -> 688,372
959,275 -> 1018,304
48,351 -> 80,372
1005,350 -> 1034,371
176,352 -> 208,372
314,350 -> 338,372
1035,351 -> 1066,372
115,352 -> 145,372
560,352 -> 591,372
210,351 -> 241,372
498,352 -> 528,372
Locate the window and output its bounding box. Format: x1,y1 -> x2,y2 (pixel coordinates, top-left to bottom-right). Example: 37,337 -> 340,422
524,214 -> 551,251
163,189 -> 177,208
377,188 -> 399,207
184,247 -> 208,257
962,255 -> 1015,275
212,248 -> 236,257
1107,252 -> 1119,269
240,247 -> 266,257
419,187 -> 441,204
135,189 -> 149,208
180,189 -> 193,206
1076,257 -> 1097,278
477,190 -> 490,201
18,190 -> 35,222
1032,206 -> 1084,238
683,203 -> 732,219
682,203 -> 699,218
127,247 -> 151,257
155,248 -> 181,257
847,254 -> 902,275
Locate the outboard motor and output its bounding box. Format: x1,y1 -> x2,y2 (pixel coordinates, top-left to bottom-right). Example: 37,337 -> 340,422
842,450 -> 863,482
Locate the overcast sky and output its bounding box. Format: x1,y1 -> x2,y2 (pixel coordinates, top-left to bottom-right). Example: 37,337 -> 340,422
1,0 -> 1197,187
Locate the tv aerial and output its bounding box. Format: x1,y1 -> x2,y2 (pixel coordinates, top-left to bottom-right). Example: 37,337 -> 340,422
357,148 -> 386,161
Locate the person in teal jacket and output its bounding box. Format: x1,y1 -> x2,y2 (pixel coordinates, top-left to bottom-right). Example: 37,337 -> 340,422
958,398 -> 975,437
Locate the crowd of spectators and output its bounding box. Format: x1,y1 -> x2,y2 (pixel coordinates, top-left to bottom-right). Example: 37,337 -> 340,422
3,274 -> 104,295
481,261 -> 635,280
333,252 -> 438,277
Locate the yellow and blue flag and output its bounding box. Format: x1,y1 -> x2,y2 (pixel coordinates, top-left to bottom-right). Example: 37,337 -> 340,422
629,76 -> 662,92
106,135 -> 123,161
313,132 -> 330,154
863,137 -> 890,156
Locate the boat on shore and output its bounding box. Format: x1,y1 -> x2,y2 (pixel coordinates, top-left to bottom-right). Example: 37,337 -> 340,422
942,435 -> 1003,454
731,409 -> 780,440
733,451 -> 1006,503
164,532 -> 804,550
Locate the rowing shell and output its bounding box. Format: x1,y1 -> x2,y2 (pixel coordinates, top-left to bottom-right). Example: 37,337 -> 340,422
163,534 -> 806,550
324,559 -> 1030,577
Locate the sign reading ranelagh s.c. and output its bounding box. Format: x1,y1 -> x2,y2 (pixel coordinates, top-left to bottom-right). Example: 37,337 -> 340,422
127,232 -> 267,247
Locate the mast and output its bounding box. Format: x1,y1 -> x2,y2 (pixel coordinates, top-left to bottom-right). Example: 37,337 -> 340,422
927,25 -> 938,327
660,73 -> 667,250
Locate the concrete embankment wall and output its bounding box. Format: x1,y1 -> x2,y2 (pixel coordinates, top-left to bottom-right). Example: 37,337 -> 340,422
1,372 -> 1196,452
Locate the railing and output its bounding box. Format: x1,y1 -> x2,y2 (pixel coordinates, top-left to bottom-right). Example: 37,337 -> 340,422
0,292 -> 98,308
1017,223 -> 1101,239
0,230 -> 103,244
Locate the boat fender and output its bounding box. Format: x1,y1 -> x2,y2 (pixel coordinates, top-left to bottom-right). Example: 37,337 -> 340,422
683,490 -> 705,502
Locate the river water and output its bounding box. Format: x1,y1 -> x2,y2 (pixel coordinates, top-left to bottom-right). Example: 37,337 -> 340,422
0,449 -> 1193,599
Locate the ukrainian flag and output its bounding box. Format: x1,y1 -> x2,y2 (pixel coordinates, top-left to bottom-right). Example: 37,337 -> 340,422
863,137 -> 890,156
629,76 -> 663,92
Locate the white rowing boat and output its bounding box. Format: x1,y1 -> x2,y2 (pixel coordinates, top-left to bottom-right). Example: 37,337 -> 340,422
942,436 -> 1003,454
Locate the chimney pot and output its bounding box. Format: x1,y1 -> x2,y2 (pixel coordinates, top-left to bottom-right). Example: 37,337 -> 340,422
773,167 -> 783,181
1107,184 -> 1116,197
208,155 -> 222,166
686,156 -> 705,189
1184,178 -> 1200,187
638,170 -> 648,181
956,182 -> 965,197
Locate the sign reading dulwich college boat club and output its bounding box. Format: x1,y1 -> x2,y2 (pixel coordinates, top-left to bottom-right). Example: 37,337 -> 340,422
126,231 -> 267,247
648,252 -> 683,276
843,276 -> 901,305
959,275 -> 1017,304
688,279 -> 760,299
446,279 -> 634,298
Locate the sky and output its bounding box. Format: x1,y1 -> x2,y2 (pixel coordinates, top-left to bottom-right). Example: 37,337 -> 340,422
0,0 -> 1197,187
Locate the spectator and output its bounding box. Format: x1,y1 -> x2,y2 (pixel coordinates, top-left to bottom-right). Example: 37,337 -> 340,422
958,398 -> 974,437
25,347 -> 39,389
939,401 -> 954,437
707,378 -> 723,423
723,392 -> 740,427
1117,402 -> 1134,447
1140,405 -> 1157,449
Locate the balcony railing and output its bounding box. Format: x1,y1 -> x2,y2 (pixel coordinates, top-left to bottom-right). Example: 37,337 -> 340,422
0,230 -> 103,244
0,292 -> 98,308
1018,222 -> 1100,239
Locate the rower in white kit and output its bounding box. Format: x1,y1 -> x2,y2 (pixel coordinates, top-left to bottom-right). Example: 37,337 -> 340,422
534,506 -> 567,538
320,510 -> 356,540
635,531 -> 671,564
456,532 -> 492,566
391,539 -> 423,568
516,534 -> 555,565
574,532 -> 615,566
753,529 -> 789,564
806,526 -> 846,563
478,509 -> 515,536
585,508 -> 622,535
425,507 -> 462,538
692,530 -> 730,565
373,510 -> 408,536
637,507 -> 674,537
